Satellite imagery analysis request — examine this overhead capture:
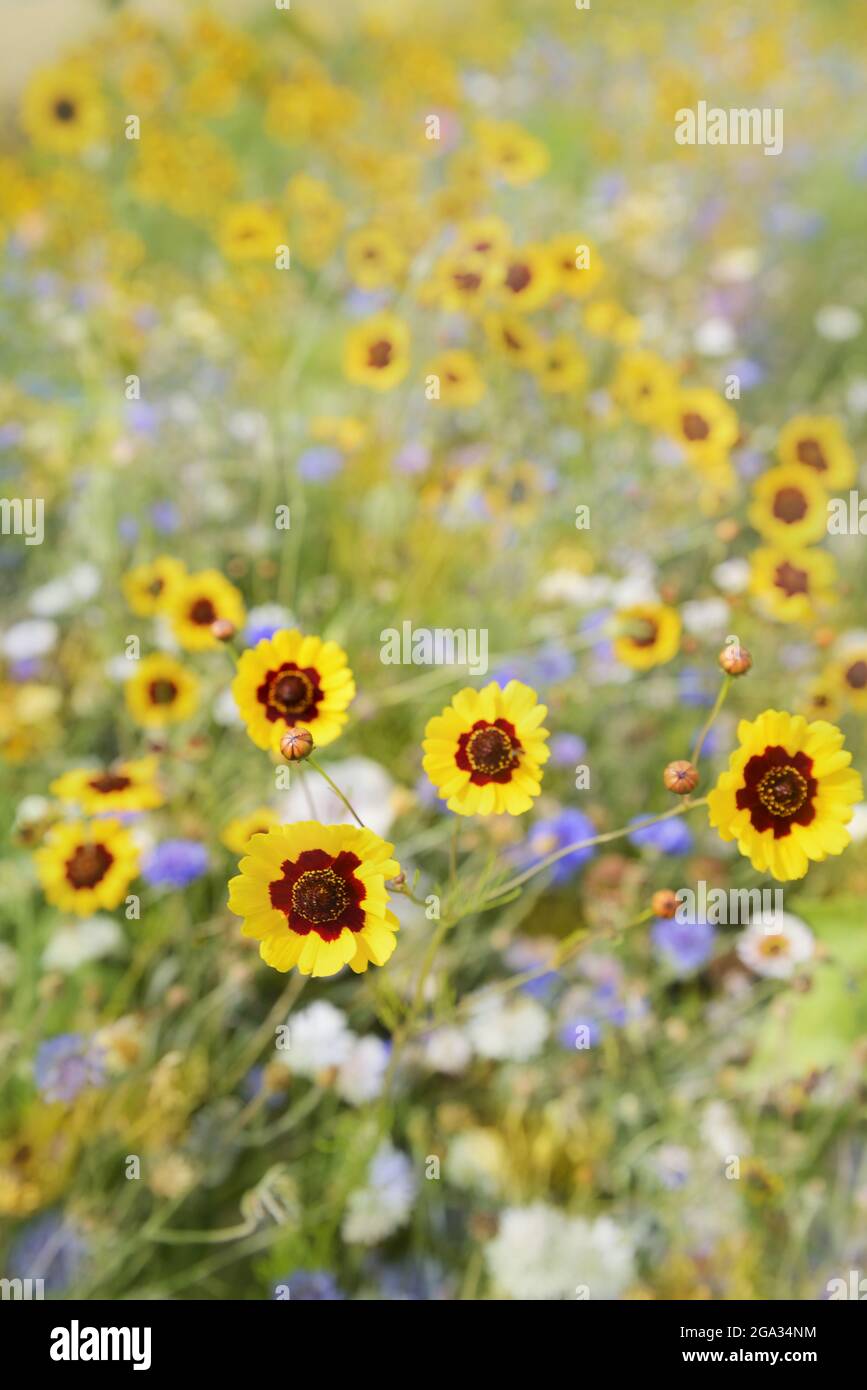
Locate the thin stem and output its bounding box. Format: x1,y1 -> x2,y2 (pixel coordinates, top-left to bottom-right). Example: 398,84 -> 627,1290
691,673 -> 732,767
306,755 -> 366,828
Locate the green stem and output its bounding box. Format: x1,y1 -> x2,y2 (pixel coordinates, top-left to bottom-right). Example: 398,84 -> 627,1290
306,755 -> 366,827
691,674 -> 732,767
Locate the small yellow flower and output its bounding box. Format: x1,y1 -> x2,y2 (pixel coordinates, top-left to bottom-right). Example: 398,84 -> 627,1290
422,681 -> 550,817
827,646 -> 867,711
663,388 -> 739,466
221,809 -> 283,855
125,654 -> 200,729
343,312 -> 410,391
777,415 -> 856,489
614,603 -> 682,670
484,312 -> 543,369
476,119 -> 549,185
218,202 -> 284,262
583,299 -> 641,344
345,225 -> 407,289
748,465 -> 829,549
232,629 -> 355,753
51,757 -> 163,816
228,822 -> 400,977
749,546 -> 836,624
612,350 -> 679,426
497,244 -> 555,313
426,350 -> 486,407
707,710 -> 862,881
168,570 -> 246,651
122,556 -> 187,618
22,64 -> 106,154
547,234 -> 605,299
36,820 -> 140,917
533,337 -> 587,395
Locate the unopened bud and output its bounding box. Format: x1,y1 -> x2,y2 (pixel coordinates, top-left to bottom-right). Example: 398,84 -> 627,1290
279,727 -> 314,761
718,643 -> 752,676
663,759 -> 699,794
652,889 -> 679,918
211,618 -> 237,642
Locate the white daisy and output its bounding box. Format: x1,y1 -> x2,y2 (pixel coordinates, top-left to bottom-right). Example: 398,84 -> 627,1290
735,913 -> 814,980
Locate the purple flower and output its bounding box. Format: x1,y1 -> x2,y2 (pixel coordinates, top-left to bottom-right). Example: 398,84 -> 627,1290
651,916 -> 715,975
143,839 -> 209,889
151,500 -> 180,533
629,816 -> 694,855
298,446 -> 343,482
9,1212 -> 88,1292
520,809 -> 597,885
274,1271 -> 344,1300
549,732 -> 587,767
35,1034 -> 105,1102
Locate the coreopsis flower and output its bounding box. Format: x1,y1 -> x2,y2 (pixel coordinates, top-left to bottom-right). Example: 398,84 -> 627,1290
777,414 -> 856,489
827,644 -> 867,711
343,312 -> 410,391
707,710 -> 862,880
232,629 -> 355,752
50,756 -> 163,815
221,808 -> 282,855
583,298 -> 641,345
227,822 -> 401,977
547,233 -> 605,298
749,546 -> 836,624
533,337 -> 588,395
497,244 -> 555,313
121,556 -> 187,617
613,602 -> 682,670
611,350 -> 679,426
748,465 -> 828,548
426,350 -> 486,407
125,654 -> 200,728
21,64 -> 106,154
454,215 -> 511,261
422,680 -> 550,816
484,312 -> 543,368
663,387 -> 739,467
168,569 -> 246,651
36,820 -> 140,916
345,225 -> 407,289
218,201 -> 284,262
475,119 -> 550,185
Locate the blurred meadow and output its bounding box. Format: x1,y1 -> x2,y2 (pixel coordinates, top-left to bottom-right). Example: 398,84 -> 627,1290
1,0 -> 867,1300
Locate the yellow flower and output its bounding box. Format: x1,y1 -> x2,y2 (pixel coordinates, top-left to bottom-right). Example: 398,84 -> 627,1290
663,387 -> 739,466
484,312 -> 543,369
612,350 -> 679,425
122,556 -> 187,618
613,603 -> 682,670
426,350 -> 486,407
36,819 -> 140,917
218,202 -> 284,262
547,234 -> 605,298
583,299 -> 641,344
707,710 -> 861,881
777,415 -> 856,489
125,654 -> 200,729
827,646 -> 867,711
476,119 -> 550,185
232,629 -> 355,753
749,547 -> 836,624
429,250 -> 499,315
221,808 -> 282,856
422,681 -> 550,817
497,245 -> 555,313
51,757 -> 163,816
228,822 -> 400,977
748,465 -> 829,549
345,225 -> 407,289
343,312 -> 410,391
168,570 -> 246,651
533,337 -> 588,395
454,216 -> 511,261
22,64 -> 106,154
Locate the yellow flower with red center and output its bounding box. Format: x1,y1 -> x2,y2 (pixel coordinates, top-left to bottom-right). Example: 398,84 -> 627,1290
125,654 -> 200,729
232,629 -> 355,752
612,350 -> 679,426
475,119 -> 549,185
343,312 -> 410,390
547,234 -> 605,298
707,710 -> 862,881
422,681 -> 550,816
777,415 -> 855,489
345,225 -> 407,289
663,387 -> 739,467
749,546 -> 836,625
22,64 -> 106,154
497,244 -> 555,313
36,820 -> 140,917
168,570 -> 246,651
228,822 -> 400,977
614,603 -> 682,670
426,350 -> 486,407
122,556 -> 187,618
221,808 -> 282,855
429,250 -> 499,315
827,646 -> 867,711
533,337 -> 587,395
51,756 -> 163,816
484,312 -> 543,369
218,201 -> 284,262
748,465 -> 829,549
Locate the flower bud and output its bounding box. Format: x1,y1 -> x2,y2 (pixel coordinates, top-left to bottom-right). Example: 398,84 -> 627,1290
211,618 -> 237,642
652,889 -> 679,919
718,642 -> 752,676
279,727 -> 314,761
663,759 -> 699,794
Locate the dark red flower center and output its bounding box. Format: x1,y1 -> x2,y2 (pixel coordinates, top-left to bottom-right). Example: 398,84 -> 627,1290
454,271 -> 482,293
629,616 -> 659,648
735,744 -> 817,838
257,662 -> 322,725
456,718 -> 522,785
149,679 -> 178,706
845,660 -> 867,691
772,487 -> 808,524
774,561 -> 809,597
269,848 -> 365,941
682,411 -> 710,441
505,262 -> 532,293
65,842 -> 113,889
795,438 -> 827,472
54,98 -> 76,122
190,598 -> 217,626
367,339 -> 393,369
88,774 -> 132,795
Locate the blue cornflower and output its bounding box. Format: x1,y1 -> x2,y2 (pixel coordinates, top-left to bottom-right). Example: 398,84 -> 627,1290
651,916 -> 715,975
35,1034 -> 105,1103
274,1270 -> 344,1301
629,815 -> 694,855
521,809 -> 597,884
9,1212 -> 89,1292
143,839 -> 209,889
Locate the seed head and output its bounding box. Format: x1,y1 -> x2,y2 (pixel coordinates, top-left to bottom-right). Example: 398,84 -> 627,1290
663,759 -> 699,795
